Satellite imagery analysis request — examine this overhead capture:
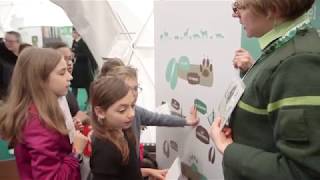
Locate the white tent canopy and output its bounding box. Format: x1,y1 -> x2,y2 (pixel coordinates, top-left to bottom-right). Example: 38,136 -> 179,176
0,0 -> 72,31
0,0 -> 156,142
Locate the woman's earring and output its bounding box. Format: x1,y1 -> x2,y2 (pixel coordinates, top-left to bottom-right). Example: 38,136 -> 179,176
98,116 -> 105,125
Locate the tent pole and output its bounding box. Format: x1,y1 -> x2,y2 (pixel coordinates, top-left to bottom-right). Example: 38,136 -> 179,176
125,10 -> 155,87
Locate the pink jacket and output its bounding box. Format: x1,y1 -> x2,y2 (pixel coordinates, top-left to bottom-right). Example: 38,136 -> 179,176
14,104 -> 80,180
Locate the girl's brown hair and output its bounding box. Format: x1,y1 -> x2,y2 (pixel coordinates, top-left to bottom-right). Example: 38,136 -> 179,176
0,48 -> 68,144
107,66 -> 137,81
99,58 -> 125,78
90,76 -> 136,164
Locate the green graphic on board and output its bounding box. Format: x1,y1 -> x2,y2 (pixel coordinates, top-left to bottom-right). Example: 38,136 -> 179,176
160,28 -> 224,40
165,56 -> 214,89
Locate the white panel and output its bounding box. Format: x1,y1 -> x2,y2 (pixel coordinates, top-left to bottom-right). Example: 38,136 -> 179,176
155,1 -> 241,179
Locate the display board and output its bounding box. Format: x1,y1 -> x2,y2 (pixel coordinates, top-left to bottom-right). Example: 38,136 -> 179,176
154,1 -> 241,179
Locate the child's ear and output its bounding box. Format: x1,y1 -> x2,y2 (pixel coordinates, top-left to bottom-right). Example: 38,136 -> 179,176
94,106 -> 105,119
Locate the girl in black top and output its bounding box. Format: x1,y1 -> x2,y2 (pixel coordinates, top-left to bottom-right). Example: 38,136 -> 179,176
89,76 -> 142,180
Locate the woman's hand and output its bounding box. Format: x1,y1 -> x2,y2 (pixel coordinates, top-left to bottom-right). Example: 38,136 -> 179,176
209,117 -> 233,154
141,168 -> 167,180
233,48 -> 254,72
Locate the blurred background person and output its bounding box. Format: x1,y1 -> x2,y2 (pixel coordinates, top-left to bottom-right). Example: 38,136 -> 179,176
0,31 -> 21,100
71,28 -> 98,105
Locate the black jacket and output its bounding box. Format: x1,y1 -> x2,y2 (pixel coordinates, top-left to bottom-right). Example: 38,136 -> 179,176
71,38 -> 97,88
0,42 -> 17,99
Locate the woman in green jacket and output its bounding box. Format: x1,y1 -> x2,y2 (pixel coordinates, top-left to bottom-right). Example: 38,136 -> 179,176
210,0 -> 320,179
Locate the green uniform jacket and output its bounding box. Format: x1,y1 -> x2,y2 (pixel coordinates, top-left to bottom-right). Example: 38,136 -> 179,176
223,28 -> 320,180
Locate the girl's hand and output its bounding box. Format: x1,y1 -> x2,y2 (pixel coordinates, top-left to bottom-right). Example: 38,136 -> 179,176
73,130 -> 88,154
186,106 -> 199,126
73,118 -> 84,132
141,168 -> 167,180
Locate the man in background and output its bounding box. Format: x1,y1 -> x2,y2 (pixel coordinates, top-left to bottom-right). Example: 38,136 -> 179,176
0,31 -> 21,100
71,28 -> 98,103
